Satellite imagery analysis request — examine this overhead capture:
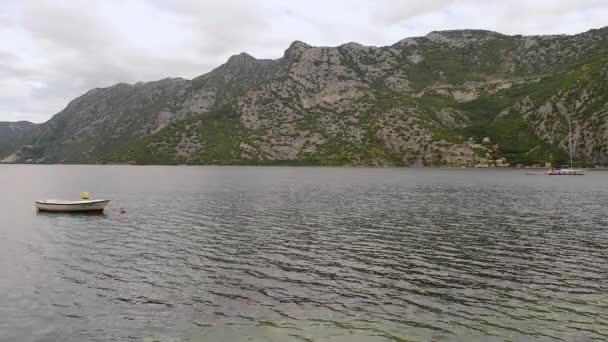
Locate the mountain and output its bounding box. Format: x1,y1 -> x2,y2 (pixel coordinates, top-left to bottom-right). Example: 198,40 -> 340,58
2,28 -> 607,166
0,121 -> 36,162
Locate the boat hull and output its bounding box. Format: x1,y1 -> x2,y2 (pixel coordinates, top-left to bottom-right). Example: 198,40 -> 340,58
545,169 -> 585,175
35,200 -> 110,213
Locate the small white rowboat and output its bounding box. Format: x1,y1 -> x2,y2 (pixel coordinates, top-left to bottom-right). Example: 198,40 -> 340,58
35,199 -> 110,213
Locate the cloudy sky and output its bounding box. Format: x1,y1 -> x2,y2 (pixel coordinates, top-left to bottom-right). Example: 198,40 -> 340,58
0,0 -> 606,123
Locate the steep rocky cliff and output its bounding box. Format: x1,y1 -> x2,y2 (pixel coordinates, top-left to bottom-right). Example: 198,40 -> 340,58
2,28 -> 607,166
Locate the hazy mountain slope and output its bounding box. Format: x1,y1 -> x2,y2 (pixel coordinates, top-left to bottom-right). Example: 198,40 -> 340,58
2,28 -> 607,166
0,121 -> 36,162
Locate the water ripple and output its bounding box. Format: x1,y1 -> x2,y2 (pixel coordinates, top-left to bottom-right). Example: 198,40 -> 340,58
1,166 -> 608,341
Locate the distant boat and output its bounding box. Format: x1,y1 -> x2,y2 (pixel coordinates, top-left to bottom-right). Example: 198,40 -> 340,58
546,119 -> 585,176
546,168 -> 584,175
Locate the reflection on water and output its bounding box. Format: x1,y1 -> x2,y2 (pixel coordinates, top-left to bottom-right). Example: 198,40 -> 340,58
36,211 -> 107,217
1,166 -> 607,341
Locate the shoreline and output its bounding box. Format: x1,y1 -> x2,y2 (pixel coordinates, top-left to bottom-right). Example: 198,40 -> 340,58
1,163 -> 606,170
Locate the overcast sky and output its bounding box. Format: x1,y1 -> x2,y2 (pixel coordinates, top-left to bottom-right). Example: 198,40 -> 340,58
0,0 -> 606,123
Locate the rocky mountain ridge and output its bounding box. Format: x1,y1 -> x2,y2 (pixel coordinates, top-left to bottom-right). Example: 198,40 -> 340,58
2,28 -> 607,166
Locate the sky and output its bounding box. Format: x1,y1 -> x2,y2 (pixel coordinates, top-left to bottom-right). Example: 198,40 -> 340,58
0,0 -> 607,123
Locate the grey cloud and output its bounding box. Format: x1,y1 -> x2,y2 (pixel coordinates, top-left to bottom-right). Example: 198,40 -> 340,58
0,51 -> 18,63
20,1 -> 115,53
148,0 -> 270,56
1,0 -> 222,122
0,62 -> 37,78
371,0 -> 456,25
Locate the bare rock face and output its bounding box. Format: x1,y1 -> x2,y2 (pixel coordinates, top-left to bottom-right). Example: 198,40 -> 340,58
2,27 -> 608,166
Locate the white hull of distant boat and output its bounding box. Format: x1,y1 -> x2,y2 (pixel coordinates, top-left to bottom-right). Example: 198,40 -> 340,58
545,168 -> 585,175
35,199 -> 110,213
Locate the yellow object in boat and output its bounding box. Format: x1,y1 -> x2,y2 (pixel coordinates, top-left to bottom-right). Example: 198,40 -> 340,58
80,192 -> 90,200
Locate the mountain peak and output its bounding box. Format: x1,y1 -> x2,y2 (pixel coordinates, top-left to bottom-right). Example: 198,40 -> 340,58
284,40 -> 311,59
226,52 -> 257,65
288,40 -> 310,49
426,29 -> 501,36
423,29 -> 505,47
339,42 -> 370,50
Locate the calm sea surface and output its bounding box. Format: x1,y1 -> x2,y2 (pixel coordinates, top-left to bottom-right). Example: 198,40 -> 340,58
1,165 -> 607,342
